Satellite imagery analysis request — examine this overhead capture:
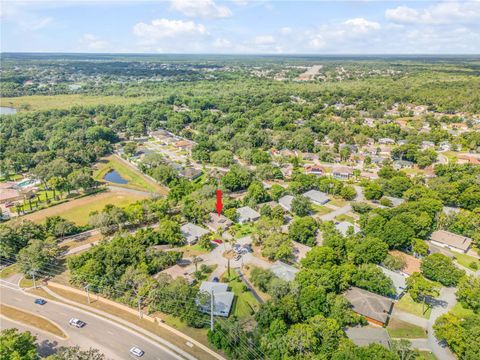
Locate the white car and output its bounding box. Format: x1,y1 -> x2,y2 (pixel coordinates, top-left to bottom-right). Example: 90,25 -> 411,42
129,346 -> 144,357
69,318 -> 86,328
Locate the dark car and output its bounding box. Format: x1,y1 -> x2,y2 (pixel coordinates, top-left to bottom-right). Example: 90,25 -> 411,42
34,299 -> 47,305
213,277 -> 219,282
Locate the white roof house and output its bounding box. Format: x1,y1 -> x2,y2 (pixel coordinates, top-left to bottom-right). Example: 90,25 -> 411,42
236,206 -> 261,224
270,261 -> 299,282
335,221 -> 361,236
181,223 -> 210,245
302,190 -> 329,205
205,212 -> 233,232
278,195 -> 294,212
197,281 -> 234,317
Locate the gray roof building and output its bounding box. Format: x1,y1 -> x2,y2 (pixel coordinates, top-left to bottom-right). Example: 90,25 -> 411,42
181,223 -> 210,245
270,261 -> 299,282
236,206 -> 261,224
278,195 -> 294,212
430,230 -> 472,253
335,221 -> 361,236
197,281 -> 234,317
302,189 -> 330,205
344,287 -> 394,325
377,265 -> 407,299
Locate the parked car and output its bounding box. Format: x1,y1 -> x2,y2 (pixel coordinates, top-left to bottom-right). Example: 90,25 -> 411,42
212,239 -> 223,244
69,318 -> 86,328
213,277 -> 219,282
5,202 -> 14,208
129,346 -> 144,357
34,299 -> 47,305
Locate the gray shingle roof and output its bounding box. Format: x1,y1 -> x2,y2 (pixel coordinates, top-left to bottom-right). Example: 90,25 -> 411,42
181,223 -> 210,244
236,206 -> 260,223
278,195 -> 294,212
302,190 -> 329,205
344,287 -> 394,324
270,261 -> 299,282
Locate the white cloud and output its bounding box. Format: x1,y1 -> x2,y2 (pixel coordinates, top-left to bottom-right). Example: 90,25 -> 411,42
213,38 -> 232,48
133,18 -> 208,41
80,33 -> 108,51
1,2 -> 54,31
386,1 -> 480,25
280,27 -> 292,35
254,35 -> 276,46
343,18 -> 381,34
170,0 -> 232,19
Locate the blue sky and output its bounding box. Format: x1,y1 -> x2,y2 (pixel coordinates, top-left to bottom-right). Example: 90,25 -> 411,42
1,0 -> 479,54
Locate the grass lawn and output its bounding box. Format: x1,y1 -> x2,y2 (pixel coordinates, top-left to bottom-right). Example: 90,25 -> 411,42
335,214 -> 356,224
450,302 -> 475,318
178,244 -> 211,257
329,197 -> 348,207
233,223 -> 255,238
1,94 -> 155,112
395,294 -> 432,319
312,204 -> 333,215
47,286 -> 213,360
0,264 -> 18,279
453,252 -> 480,270
418,351 -> 437,360
19,278 -> 35,288
221,272 -> 260,319
94,155 -> 166,194
0,304 -> 67,339
23,189 -> 148,226
387,318 -> 427,339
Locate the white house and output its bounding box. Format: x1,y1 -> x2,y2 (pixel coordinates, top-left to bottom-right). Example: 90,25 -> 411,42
302,190 -> 330,206
197,281 -> 234,317
430,230 -> 472,254
236,206 -> 261,224
181,223 -> 210,245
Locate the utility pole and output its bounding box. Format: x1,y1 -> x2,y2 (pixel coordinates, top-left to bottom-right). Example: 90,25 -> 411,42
84,284 -> 91,304
29,270 -> 37,289
210,290 -> 215,331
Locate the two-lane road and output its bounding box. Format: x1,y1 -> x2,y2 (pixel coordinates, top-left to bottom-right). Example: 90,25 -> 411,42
0,284 -> 184,360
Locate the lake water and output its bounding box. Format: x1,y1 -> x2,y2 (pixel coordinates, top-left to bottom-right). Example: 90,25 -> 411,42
103,170 -> 129,184
0,107 -> 17,115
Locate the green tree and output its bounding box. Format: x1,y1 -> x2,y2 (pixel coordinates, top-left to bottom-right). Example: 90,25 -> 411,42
406,272 -> 440,302
291,195 -> 312,217
17,237 -> 61,277
456,276 -> 480,312
289,217 -> 318,246
0,329 -> 38,360
421,253 -> 465,286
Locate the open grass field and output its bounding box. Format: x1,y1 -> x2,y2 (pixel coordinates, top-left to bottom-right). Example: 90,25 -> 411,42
387,318 -> 427,339
329,197 -> 348,207
1,94 -> 156,112
93,155 -> 166,194
395,294 -> 432,319
22,189 -> 148,226
0,304 -> 67,339
312,204 -> 333,215
335,213 -> 356,224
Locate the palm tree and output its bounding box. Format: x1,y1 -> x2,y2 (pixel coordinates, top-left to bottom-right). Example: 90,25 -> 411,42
192,255 -> 201,272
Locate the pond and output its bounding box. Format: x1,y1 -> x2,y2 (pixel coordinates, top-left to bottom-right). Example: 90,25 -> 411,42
0,107 -> 17,115
103,170 -> 129,184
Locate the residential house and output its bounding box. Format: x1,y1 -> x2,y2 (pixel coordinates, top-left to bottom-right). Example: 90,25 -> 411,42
157,265 -> 194,285
393,160 -> 414,170
236,206 -> 261,224
205,213 -> 233,233
179,167 -> 202,180
181,223 -> 210,245
197,281 -> 234,317
278,195 -> 294,212
379,138 -> 395,145
270,261 -> 299,282
332,166 -> 353,180
344,287 -> 394,326
174,140 -> 194,154
335,221 -> 361,236
421,141 -> 435,150
388,250 -> 421,276
304,165 -> 325,176
429,230 -> 472,254
302,189 -> 329,206
345,327 -> 391,348
377,266 -> 407,299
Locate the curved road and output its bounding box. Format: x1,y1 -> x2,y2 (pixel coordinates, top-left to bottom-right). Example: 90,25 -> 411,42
0,284 -> 183,360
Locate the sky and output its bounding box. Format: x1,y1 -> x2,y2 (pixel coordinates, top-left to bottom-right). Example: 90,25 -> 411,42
1,0 -> 480,54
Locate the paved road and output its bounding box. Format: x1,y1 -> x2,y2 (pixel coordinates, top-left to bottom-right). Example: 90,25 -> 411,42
0,284 -> 184,360
317,204 -> 352,222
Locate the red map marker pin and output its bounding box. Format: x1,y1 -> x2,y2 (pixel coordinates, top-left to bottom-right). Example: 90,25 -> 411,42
216,189 -> 223,217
